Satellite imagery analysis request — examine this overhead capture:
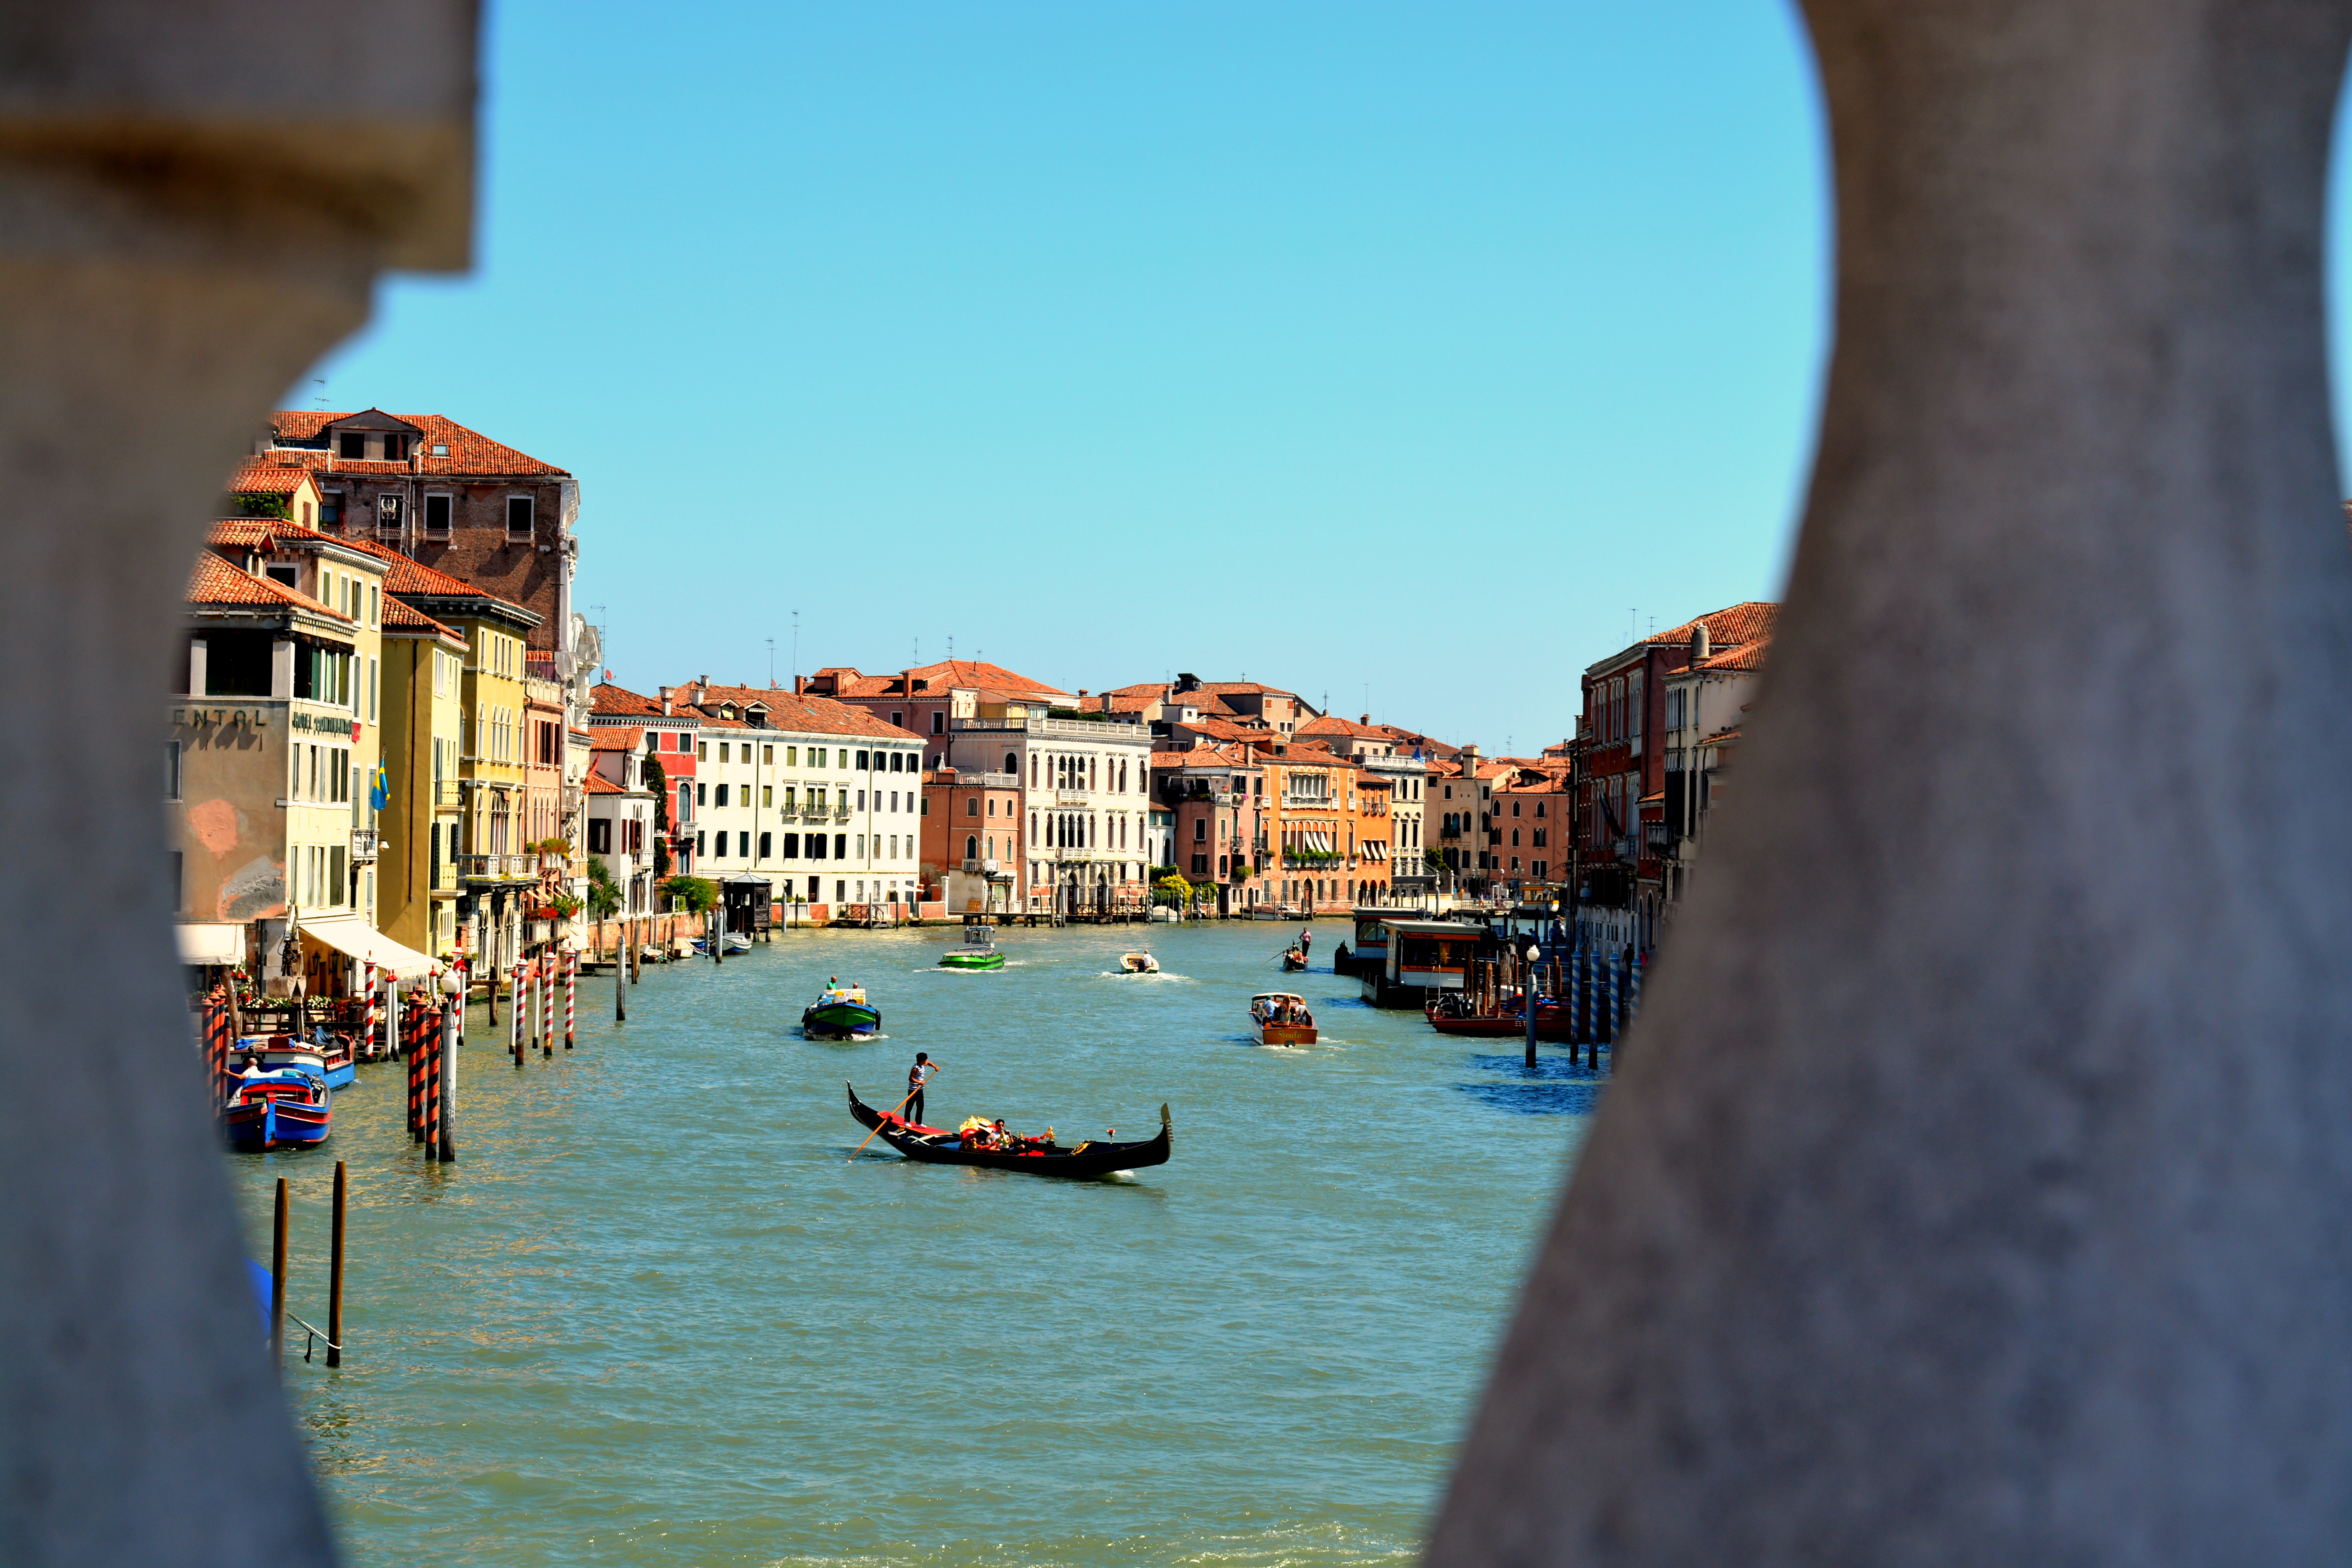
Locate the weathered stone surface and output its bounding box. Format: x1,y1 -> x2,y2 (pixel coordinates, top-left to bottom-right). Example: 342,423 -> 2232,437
0,6 -> 474,1564
1430,3 -> 2352,1563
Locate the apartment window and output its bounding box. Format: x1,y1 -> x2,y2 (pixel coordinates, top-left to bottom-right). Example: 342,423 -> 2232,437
1191,853 -> 1209,874
698,742 -> 708,760
376,492 -> 401,534
762,746 -> 773,765
385,434 -> 409,461
506,495 -> 534,541
786,746 -> 797,765
783,833 -> 800,857
759,832 -> 772,858
739,832 -> 751,857
891,711 -> 904,728
321,490 -> 343,526
424,493 -> 452,539
762,785 -> 773,807
715,784 -> 729,807
339,432 -> 365,459
931,713 -> 944,734
809,833 -> 828,861
810,748 -> 826,767
679,782 -> 692,821
856,750 -> 870,770
834,834 -> 847,859
697,783 -> 708,806
719,742 -> 730,762
966,835 -> 979,860
589,818 -> 612,853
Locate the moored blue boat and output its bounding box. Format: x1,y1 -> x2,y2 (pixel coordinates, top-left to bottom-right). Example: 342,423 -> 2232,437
234,1034 -> 354,1090
222,1067 -> 333,1151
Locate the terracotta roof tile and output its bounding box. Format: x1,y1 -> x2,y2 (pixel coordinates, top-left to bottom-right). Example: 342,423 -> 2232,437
378,596 -> 463,642
1697,635 -> 1769,672
186,553 -> 350,621
226,464 -> 315,496
583,773 -> 628,795
588,727 -> 646,751
336,536 -> 539,621
266,410 -> 570,478
665,681 -> 916,742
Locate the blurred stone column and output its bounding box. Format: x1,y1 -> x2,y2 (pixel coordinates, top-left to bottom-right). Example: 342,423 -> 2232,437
1432,3 -> 2352,1564
0,5 -> 474,1563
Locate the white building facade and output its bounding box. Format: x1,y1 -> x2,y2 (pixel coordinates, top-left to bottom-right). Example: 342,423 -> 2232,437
950,711 -> 1156,915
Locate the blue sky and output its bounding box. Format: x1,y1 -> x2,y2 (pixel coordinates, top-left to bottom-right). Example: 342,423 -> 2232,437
301,2 -> 1829,751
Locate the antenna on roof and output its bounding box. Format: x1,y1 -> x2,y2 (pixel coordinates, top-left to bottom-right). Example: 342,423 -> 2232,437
766,637 -> 775,688
311,377 -> 327,409
791,609 -> 800,691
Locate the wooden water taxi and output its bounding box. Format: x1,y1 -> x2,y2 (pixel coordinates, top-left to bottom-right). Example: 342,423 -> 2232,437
803,978 -> 882,1039
846,1084 -> 1171,1179
1251,991 -> 1318,1046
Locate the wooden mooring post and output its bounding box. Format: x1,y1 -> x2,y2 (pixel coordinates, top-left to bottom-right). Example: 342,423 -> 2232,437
435,988 -> 458,1163
326,1159 -> 347,1367
270,1177 -> 288,1374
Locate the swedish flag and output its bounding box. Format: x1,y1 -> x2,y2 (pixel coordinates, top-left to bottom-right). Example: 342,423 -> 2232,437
369,758 -> 390,811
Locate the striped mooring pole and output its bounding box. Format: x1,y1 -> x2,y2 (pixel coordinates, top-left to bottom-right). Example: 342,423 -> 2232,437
511,958 -> 527,1067
541,951 -> 555,1056
564,949 -> 577,1050
1625,947 -> 1643,1039
362,961 -> 378,1060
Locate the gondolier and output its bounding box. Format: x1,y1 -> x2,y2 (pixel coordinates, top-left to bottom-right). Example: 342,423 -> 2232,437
906,1052 -> 936,1125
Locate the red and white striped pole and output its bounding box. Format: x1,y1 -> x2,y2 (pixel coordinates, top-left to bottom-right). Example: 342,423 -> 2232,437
511,957 -> 527,1067
540,949 -> 554,1056
564,948 -> 576,1050
362,961 -> 378,1059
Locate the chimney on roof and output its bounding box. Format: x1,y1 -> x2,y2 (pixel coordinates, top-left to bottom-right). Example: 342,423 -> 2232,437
1176,672 -> 1200,694
1693,622 -> 1711,662
1359,714 -> 1370,724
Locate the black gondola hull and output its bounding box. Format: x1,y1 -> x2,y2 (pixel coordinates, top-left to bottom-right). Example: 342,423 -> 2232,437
846,1083 -> 1170,1179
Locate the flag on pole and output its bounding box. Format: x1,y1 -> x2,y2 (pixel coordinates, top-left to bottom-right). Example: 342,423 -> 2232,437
369,757 -> 390,811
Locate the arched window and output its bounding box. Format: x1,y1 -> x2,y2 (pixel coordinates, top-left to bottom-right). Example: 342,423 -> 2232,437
966,835 -> 978,859
1005,751 -> 1017,774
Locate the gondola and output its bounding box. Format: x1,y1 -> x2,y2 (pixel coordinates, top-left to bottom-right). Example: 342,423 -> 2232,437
846,1083 -> 1171,1179
1279,946 -> 1308,971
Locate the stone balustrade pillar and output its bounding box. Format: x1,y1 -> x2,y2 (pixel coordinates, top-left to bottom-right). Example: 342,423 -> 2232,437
1431,3 -> 2352,1563
0,4 -> 474,1563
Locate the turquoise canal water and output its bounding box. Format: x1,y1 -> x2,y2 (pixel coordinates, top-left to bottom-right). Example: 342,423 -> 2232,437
228,921 -> 1598,1567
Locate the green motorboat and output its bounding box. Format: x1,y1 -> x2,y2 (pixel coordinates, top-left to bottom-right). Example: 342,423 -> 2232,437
939,921 -> 1005,971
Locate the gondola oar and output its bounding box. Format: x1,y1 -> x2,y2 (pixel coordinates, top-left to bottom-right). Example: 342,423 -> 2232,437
847,1071 -> 940,1161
